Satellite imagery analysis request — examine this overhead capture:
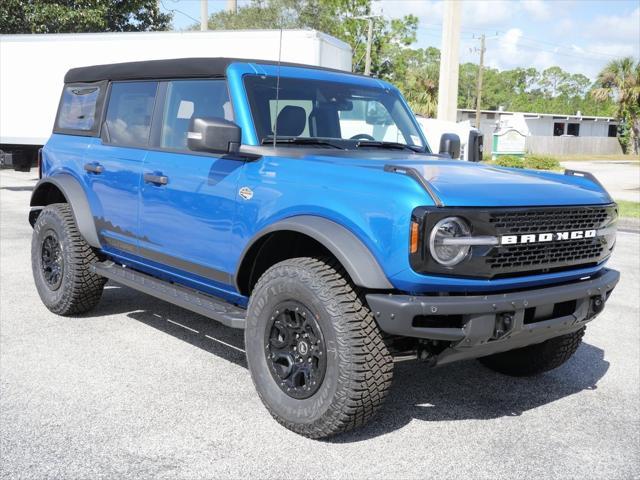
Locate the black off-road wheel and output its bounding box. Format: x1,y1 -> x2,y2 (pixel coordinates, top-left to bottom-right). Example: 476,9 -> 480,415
31,203 -> 106,315
478,327 -> 585,377
245,257 -> 394,439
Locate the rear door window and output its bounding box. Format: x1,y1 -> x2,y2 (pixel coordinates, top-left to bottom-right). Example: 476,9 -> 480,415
160,80 -> 232,150
55,83 -> 104,134
105,82 -> 158,147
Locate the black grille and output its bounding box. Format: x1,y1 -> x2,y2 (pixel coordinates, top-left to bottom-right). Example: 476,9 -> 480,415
486,238 -> 605,270
410,204 -> 617,279
489,207 -> 610,234
485,206 -> 614,276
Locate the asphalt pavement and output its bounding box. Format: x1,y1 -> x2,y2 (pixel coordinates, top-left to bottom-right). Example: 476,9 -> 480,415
1,169 -> 638,479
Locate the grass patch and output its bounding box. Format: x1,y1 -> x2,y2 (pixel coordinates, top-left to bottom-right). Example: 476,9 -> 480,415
485,154 -> 562,171
616,200 -> 640,219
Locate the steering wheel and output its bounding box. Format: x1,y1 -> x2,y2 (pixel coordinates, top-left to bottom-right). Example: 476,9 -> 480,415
350,134 -> 376,141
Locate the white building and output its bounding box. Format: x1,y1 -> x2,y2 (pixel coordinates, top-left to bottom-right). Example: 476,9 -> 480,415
457,108 -> 618,139
457,108 -> 621,155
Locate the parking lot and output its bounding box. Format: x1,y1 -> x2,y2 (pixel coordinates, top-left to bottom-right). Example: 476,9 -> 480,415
1,168 -> 638,479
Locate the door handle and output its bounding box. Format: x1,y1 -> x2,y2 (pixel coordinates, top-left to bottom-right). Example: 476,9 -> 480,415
84,162 -> 104,174
144,172 -> 169,185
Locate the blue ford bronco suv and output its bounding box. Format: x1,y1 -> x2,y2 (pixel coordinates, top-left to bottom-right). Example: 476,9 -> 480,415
30,58 -> 619,438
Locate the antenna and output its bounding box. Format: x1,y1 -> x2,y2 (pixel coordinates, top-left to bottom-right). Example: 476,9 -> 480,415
273,27 -> 283,147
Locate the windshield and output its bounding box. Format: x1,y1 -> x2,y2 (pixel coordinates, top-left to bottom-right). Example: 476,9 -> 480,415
243,75 -> 426,149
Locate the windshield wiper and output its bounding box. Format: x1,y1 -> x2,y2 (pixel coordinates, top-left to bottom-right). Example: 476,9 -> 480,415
261,136 -> 345,149
355,140 -> 422,152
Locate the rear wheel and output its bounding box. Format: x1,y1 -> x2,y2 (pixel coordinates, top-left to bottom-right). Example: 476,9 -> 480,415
245,257 -> 393,439
31,203 -> 106,315
478,327 -> 585,376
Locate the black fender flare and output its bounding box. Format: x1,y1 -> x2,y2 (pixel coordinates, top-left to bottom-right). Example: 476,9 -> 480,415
30,174 -> 101,248
235,215 -> 393,291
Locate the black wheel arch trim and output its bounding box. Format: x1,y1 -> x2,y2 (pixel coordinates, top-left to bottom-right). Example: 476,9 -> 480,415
235,215 -> 394,291
29,174 -> 101,249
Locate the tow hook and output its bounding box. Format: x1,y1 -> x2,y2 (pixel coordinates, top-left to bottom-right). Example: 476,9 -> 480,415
492,313 -> 513,340
589,295 -> 606,317
417,339 -> 443,366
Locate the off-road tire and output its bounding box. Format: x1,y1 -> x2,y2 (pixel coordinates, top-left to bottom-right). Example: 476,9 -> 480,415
31,203 -> 106,315
478,327 -> 585,376
245,257 -> 394,439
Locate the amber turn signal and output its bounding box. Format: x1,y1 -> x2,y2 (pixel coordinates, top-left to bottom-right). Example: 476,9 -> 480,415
410,221 -> 419,254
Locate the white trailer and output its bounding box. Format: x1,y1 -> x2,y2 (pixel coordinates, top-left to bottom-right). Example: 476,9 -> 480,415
0,29 -> 352,169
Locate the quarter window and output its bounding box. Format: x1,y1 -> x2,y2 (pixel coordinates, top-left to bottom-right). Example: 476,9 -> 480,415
161,80 -> 233,150
105,82 -> 158,147
56,85 -> 102,132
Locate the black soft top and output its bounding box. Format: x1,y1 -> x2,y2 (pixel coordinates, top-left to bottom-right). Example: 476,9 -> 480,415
64,57 -> 353,83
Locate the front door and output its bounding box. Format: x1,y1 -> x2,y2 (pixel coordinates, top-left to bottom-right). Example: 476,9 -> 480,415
85,81 -> 158,257
139,79 -> 242,291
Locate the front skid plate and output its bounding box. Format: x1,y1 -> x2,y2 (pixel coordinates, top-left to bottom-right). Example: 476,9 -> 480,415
367,269 -> 620,364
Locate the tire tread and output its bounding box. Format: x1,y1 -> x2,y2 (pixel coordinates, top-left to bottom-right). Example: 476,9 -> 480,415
248,257 -> 393,439
478,327 -> 585,376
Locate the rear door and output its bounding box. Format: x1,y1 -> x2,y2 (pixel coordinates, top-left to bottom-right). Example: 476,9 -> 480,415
84,81 -> 158,256
139,79 -> 242,288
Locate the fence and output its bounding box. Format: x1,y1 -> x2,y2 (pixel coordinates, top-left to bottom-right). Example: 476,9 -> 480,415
525,136 -> 623,156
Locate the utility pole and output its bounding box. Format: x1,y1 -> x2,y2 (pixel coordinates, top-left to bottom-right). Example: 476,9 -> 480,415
364,17 -> 374,76
437,0 -> 462,121
354,15 -> 381,76
226,0 -> 237,13
475,34 -> 486,129
200,0 -> 208,31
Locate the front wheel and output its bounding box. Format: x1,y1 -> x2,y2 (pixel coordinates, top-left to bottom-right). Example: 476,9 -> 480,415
478,327 -> 585,376
245,257 -> 393,439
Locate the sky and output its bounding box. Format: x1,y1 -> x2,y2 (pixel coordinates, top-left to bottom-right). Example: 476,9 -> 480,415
161,0 -> 640,80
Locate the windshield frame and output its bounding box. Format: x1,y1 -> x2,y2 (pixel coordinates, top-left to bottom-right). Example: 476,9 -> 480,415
227,63 -> 430,152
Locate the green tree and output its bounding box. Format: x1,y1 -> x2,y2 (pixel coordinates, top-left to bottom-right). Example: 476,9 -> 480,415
539,66 -> 569,98
560,73 -> 591,98
0,0 -> 172,34
592,57 -> 640,154
202,0 -> 417,78
388,47 -> 439,116
456,61 -> 614,118
458,62 -> 478,109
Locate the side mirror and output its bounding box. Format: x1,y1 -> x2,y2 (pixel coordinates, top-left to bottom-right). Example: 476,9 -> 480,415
468,130 -> 484,162
188,117 -> 241,154
439,133 -> 461,159
365,101 -> 394,126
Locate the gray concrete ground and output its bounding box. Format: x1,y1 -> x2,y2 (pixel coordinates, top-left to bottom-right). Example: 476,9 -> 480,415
561,160 -> 640,203
1,169 -> 639,479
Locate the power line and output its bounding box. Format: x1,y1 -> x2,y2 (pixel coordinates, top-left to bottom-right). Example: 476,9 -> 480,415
159,0 -> 201,25
517,36 -> 623,59
515,42 -> 624,62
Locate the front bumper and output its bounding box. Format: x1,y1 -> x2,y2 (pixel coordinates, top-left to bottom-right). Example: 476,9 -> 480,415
366,268 -> 620,365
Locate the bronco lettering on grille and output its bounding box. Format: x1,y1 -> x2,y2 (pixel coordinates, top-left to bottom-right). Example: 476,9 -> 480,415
501,229 -> 597,245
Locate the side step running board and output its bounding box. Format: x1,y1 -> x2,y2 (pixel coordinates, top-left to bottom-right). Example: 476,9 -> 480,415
91,261 -> 246,329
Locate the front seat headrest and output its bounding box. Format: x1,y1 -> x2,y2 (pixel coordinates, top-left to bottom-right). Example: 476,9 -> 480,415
276,105 -> 306,137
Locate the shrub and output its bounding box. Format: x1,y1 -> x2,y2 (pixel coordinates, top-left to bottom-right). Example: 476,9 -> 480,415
524,154 -> 561,171
493,155 -> 525,168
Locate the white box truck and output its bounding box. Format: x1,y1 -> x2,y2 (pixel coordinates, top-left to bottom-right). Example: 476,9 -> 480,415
0,29 -> 352,170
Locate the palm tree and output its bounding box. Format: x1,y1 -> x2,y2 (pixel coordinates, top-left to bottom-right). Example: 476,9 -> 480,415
592,57 -> 640,154
402,65 -> 439,118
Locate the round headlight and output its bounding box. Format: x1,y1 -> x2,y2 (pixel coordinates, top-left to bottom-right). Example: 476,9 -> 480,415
429,217 -> 471,266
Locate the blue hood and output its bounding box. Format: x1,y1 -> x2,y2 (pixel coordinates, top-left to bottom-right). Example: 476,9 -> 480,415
299,152 -> 613,207
401,159 -> 613,207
